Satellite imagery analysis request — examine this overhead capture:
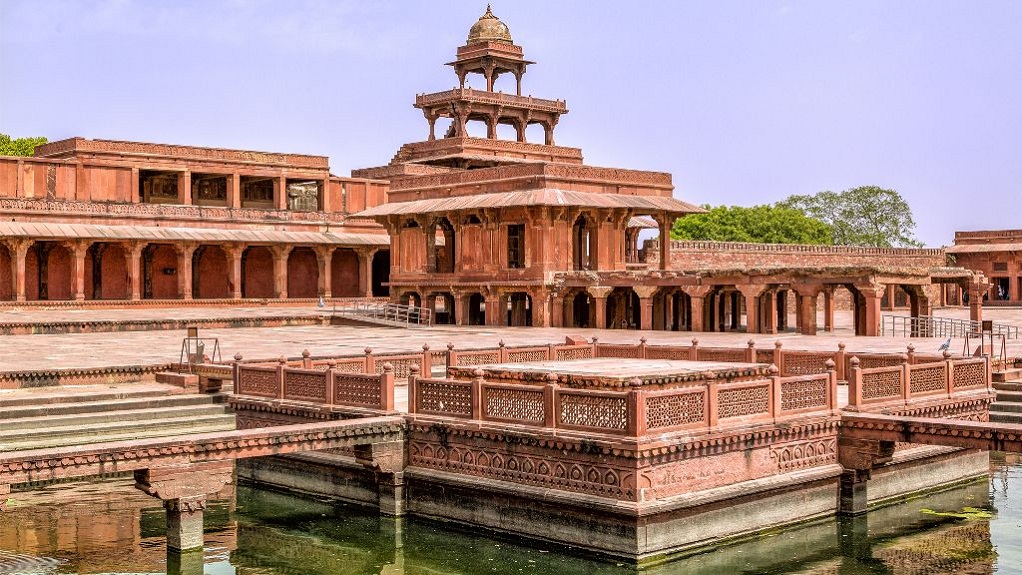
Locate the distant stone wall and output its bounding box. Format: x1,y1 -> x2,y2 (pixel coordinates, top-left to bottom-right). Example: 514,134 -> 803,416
648,240 -> 947,271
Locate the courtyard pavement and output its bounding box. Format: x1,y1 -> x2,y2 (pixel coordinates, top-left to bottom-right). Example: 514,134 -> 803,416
1,304 -> 1021,373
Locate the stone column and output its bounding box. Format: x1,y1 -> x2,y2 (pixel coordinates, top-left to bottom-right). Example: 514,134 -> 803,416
855,284 -> 885,337
173,244 -> 196,300
634,286 -> 658,331
550,291 -> 565,328
134,462 -> 233,552
532,289 -> 551,327
968,279 -> 988,326
9,239 -> 31,302
589,286 -> 613,330
315,246 -> 334,298
656,213 -> 672,271
681,286 -> 713,332
178,171 -> 192,206
823,286 -> 835,332
793,284 -> 822,336
761,290 -> 777,334
884,284 -> 896,310
127,242 -> 147,301
272,246 -> 293,299
737,285 -> 766,334
274,176 -> 288,210
357,248 -> 379,297
484,290 -> 502,326
227,173 -> 241,209
69,241 -> 91,301
225,245 -> 244,300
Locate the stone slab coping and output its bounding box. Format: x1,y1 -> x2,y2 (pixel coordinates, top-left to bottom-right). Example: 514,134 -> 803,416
452,358 -> 768,387
0,382 -> 183,405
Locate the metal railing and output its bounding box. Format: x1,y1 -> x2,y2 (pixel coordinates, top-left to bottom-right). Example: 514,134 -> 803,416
333,302 -> 433,327
881,314 -> 1021,339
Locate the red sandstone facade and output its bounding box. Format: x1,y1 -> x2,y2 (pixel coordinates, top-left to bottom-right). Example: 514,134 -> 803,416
0,139 -> 391,304
949,229 -> 1022,305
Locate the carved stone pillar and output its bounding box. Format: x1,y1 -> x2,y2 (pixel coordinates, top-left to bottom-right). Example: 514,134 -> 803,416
484,290 -> 502,326
761,289 -> 777,334
174,244 -> 197,300
822,286 -> 835,332
634,286 -> 658,331
532,288 -> 551,327
793,284 -> 823,336
272,245 -> 294,299
588,286 -> 613,330
550,290 -> 565,328
357,248 -> 379,297
315,246 -> 335,298
680,285 -> 713,332
69,240 -> 91,301
134,461 -> 233,551
227,173 -> 242,209
274,176 -> 287,211
178,171 -> 192,206
9,239 -> 31,302
737,285 -> 766,334
968,278 -> 988,326
222,244 -> 244,300
126,242 -> 147,301
855,284 -> 886,337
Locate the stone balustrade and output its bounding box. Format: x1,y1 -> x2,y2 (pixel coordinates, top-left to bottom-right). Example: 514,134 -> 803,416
234,358 -> 396,411
847,355 -> 990,411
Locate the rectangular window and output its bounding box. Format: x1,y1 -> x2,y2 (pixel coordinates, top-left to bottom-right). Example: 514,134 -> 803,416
994,262 -> 1008,272
507,224 -> 525,269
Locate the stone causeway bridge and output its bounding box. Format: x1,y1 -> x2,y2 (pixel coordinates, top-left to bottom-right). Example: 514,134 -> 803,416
2,337 -> 1020,563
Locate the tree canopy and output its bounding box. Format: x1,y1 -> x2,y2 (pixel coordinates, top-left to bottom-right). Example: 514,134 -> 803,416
670,204 -> 832,244
0,134 -> 48,157
777,186 -> 921,247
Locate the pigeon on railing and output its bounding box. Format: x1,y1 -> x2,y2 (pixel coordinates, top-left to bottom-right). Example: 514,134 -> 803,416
317,296 -> 325,309
937,337 -> 951,352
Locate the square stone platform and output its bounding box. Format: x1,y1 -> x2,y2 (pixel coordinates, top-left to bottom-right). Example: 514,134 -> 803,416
447,358 -> 769,389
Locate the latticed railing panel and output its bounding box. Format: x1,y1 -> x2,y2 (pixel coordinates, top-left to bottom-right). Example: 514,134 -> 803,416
717,385 -> 770,418
333,374 -> 382,407
644,346 -> 691,360
696,348 -> 748,363
756,349 -> 776,364
375,355 -> 422,378
554,346 -> 593,361
780,377 -> 828,412
558,393 -> 628,430
455,351 -> 500,366
484,386 -> 545,423
596,345 -> 640,359
783,352 -> 832,375
506,348 -> 549,363
283,370 -> 328,402
953,361 -> 986,389
645,391 -> 706,429
237,366 -> 278,398
910,364 -> 947,395
418,380 -> 472,416
861,369 -> 903,400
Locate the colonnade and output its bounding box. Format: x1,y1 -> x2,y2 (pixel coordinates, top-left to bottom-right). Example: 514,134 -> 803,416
0,238 -> 384,302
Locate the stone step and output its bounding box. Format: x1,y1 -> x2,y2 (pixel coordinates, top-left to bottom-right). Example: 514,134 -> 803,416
0,387 -> 178,409
0,413 -> 237,452
993,368 -> 1022,383
0,394 -> 219,421
991,412 -> 1022,425
0,403 -> 228,432
990,401 -> 1022,414
993,381 -> 1022,393
995,391 -> 1022,403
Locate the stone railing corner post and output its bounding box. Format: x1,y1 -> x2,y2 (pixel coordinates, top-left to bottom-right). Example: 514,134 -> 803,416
446,342 -> 456,373
380,363 -> 396,411
544,372 -> 558,428
825,359 -> 837,413
408,364 -> 420,414
944,350 -> 954,399
639,336 -> 648,359
591,336 -> 599,358
900,353 -> 911,404
769,364 -> 782,422
498,339 -> 508,362
774,341 -> 785,375
364,347 -> 376,374
706,371 -> 719,428
301,349 -> 312,369
690,338 -> 699,361
326,360 -> 338,405
627,378 -> 646,436
746,339 -> 756,363
276,356 -> 287,400
232,353 -> 243,393
471,368 -> 485,420
421,344 -> 432,377
848,357 -> 862,411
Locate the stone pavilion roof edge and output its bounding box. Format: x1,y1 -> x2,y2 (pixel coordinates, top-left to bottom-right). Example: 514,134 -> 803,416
946,242 -> 1022,254
0,221 -> 389,246
353,189 -> 706,217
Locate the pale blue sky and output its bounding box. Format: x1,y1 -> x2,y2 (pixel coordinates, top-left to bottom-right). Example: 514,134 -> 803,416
2,1 -> 1020,246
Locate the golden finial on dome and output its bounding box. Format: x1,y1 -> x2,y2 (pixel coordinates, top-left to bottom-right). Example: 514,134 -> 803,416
467,4 -> 512,44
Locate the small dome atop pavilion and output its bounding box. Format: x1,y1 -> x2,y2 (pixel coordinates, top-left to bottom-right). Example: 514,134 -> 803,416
467,5 -> 513,44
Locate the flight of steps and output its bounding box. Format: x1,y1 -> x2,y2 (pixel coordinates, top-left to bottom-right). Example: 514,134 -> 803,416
0,387 -> 236,452
991,368 -> 1022,424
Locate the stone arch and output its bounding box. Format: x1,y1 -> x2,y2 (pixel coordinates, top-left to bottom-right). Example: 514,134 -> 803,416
192,245 -> 230,299
331,248 -> 360,297
465,292 -> 486,325
242,246 -> 274,298
143,244 -> 178,300
505,292 -> 532,327
652,287 -> 689,331
563,289 -> 594,328
606,287 -> 639,329
429,291 -> 456,325
287,247 -> 318,299
399,291 -> 421,308
434,217 -> 455,274
372,250 -> 390,297
572,213 -> 598,271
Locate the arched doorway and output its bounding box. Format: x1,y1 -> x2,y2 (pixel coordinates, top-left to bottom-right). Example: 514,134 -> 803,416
565,290 -> 594,328
192,245 -> 230,299
372,251 -> 390,297
431,292 -> 456,325
434,217 -> 455,273
466,292 -> 486,325
241,246 -> 274,298
287,247 -> 318,299
400,291 -> 421,308
606,288 -> 639,329
506,292 -> 532,327
572,214 -> 597,271
653,287 -> 688,331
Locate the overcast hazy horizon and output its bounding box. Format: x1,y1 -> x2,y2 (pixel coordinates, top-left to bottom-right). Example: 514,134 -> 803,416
3,1 -> 1020,247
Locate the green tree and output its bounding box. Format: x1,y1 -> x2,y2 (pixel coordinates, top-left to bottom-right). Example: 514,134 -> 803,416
777,186 -> 922,247
671,204 -> 833,244
0,134 -> 48,157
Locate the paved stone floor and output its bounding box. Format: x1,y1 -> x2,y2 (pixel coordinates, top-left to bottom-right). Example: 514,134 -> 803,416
1,304 -> 1020,372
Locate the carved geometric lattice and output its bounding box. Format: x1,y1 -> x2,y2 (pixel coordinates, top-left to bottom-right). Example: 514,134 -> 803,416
717,385 -> 770,418
333,359 -> 367,374
507,349 -> 548,363
953,361 -> 986,389
332,374 -> 382,407
555,346 -> 593,361
283,371 -> 328,402
484,387 -> 545,423
375,356 -> 421,378
645,346 -> 689,360
558,393 -> 627,430
697,348 -> 748,363
858,355 -> 904,370
770,439 -> 837,472
862,369 -> 903,400
756,350 -> 776,364
910,364 -> 947,395
783,352 -> 831,375
646,391 -> 705,429
596,345 -> 640,359
237,367 -> 278,397
780,377 -> 828,411
456,352 -> 500,366
418,380 -> 472,415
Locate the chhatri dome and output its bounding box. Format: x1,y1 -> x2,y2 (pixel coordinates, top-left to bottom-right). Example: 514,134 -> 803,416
467,5 -> 513,44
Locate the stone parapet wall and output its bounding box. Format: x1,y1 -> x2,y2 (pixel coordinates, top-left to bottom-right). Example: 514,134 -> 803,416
648,240 -> 946,271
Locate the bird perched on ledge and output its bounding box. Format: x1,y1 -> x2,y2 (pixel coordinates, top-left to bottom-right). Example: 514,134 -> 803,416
937,337 -> 951,352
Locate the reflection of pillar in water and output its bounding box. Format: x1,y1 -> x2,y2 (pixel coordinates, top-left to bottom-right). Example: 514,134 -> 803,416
166,548 -> 204,575
379,516 -> 405,574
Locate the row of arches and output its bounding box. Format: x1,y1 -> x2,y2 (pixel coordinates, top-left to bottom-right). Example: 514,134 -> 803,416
0,241 -> 390,302
398,290 -> 534,327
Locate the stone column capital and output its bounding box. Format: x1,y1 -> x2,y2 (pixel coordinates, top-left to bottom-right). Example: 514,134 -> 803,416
633,285 -> 659,299
587,286 -> 613,299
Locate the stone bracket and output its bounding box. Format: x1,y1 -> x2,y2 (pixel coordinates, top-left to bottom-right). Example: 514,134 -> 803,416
837,437 -> 895,471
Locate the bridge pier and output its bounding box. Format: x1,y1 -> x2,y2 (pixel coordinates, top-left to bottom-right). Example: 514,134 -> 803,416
355,439 -> 408,516
837,436 -> 895,515
134,461 -> 234,551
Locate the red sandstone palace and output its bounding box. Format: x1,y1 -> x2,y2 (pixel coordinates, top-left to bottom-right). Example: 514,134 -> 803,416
0,7 -> 992,337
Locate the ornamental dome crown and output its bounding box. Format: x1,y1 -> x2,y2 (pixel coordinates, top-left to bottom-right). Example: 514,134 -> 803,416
467,5 -> 513,44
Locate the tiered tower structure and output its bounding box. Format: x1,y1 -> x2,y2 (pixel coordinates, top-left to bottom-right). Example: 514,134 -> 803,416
354,7 -> 704,328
